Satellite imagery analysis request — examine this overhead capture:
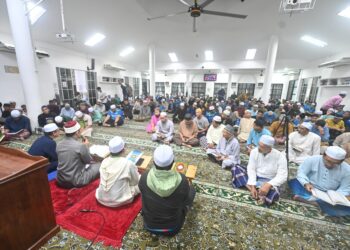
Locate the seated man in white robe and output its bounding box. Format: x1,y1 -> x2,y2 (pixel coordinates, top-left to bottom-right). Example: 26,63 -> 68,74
73,111 -> 93,137
231,135 -> 288,205
96,136 -> 140,207
207,125 -> 240,169
200,116 -> 225,149
288,122 -> 321,164
151,112 -> 174,144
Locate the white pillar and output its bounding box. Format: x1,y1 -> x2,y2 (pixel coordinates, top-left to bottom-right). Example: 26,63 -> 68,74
261,35 -> 279,103
6,0 -> 42,126
148,45 -> 156,97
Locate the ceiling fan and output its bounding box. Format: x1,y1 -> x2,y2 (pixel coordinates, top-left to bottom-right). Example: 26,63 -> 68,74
147,0 -> 247,32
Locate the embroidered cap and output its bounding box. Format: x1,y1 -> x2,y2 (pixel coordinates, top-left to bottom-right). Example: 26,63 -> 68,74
64,120 -> 81,134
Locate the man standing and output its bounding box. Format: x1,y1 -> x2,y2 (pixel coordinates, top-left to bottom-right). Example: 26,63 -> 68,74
321,91 -> 347,114
231,135 -> 288,205
288,122 -> 321,164
289,146 -> 350,216
96,136 -> 140,207
151,112 -> 174,144
139,145 -> 195,235
56,121 -> 100,188
193,108 -> 209,138
173,113 -> 199,148
28,123 -> 60,173
97,87 -> 108,104
207,125 -> 240,169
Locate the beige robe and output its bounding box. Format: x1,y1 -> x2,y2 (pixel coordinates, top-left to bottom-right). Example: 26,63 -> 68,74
238,118 -> 255,141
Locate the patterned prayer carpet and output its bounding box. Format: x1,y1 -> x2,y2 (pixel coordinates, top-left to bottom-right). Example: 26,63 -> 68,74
4,120 -> 350,249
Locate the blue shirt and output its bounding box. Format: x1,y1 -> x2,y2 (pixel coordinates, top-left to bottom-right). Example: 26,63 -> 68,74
311,126 -> 330,142
247,128 -> 272,146
297,155 -> 350,195
60,107 -> 75,119
263,112 -> 277,124
205,111 -> 218,124
5,116 -> 32,134
28,135 -> 58,168
108,109 -> 124,121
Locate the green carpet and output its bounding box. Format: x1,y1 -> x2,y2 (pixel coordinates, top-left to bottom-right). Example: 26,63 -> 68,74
5,120 -> 350,249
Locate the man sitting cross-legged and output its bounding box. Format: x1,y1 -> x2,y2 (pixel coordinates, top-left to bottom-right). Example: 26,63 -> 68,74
138,145 -> 195,236
56,121 -> 100,188
103,104 -> 124,127
289,146 -> 350,216
3,109 -> 32,140
207,124 -> 240,169
231,135 -> 288,206
95,136 -> 140,207
199,116 -> 225,149
151,112 -> 174,144
173,113 -> 199,148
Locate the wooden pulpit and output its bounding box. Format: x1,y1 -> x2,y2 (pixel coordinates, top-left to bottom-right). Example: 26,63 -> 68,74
0,146 -> 59,250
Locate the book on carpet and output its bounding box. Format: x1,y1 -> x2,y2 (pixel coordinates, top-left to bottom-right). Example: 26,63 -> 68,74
127,150 -> 143,164
312,188 -> 350,207
7,129 -> 24,136
89,145 -> 110,158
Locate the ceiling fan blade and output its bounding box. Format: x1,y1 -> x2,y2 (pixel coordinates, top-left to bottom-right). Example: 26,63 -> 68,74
147,11 -> 188,21
200,0 -> 215,8
178,0 -> 191,7
202,10 -> 247,19
193,17 -> 197,32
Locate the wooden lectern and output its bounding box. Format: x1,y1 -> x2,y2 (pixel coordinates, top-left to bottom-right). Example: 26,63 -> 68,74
0,146 -> 59,250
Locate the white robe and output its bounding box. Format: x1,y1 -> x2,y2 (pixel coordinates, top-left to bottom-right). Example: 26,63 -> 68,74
288,131 -> 321,164
96,156 -> 140,207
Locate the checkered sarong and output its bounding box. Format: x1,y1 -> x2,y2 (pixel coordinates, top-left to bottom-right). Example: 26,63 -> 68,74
230,164 -> 248,188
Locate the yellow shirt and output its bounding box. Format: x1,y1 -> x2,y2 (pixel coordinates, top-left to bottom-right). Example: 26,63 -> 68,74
326,119 -> 345,130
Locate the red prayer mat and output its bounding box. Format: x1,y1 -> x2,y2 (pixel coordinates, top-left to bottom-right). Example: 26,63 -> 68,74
49,179 -> 142,247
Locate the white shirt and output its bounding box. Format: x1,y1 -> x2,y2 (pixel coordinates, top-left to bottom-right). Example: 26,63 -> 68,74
96,157 -> 140,207
206,124 -> 225,144
288,131 -> 321,164
247,148 -> 288,187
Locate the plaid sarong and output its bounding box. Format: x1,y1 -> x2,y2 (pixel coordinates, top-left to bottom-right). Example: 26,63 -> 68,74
200,136 -> 208,149
263,185 -> 280,205
230,164 -> 249,188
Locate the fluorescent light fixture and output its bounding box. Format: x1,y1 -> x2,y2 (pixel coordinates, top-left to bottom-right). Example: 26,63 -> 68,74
119,46 -> 135,57
168,52 -> 178,62
245,49 -> 257,60
338,6 -> 350,18
300,35 -> 327,47
84,33 -> 106,47
27,2 -> 46,25
205,50 -> 213,61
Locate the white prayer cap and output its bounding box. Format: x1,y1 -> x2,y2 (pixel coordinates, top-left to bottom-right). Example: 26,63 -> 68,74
315,111 -> 323,115
10,109 -> 21,118
300,122 -> 313,131
109,136 -> 125,154
110,104 -> 116,110
340,91 -> 347,96
280,104 -> 284,107
259,135 -> 275,147
55,116 -> 63,123
75,111 -> 83,118
253,104 -> 258,108
325,146 -> 346,161
297,102 -> 301,106
239,102 -> 244,105
88,107 -> 94,113
223,110 -> 230,116
328,108 -> 335,112
216,102 -> 220,106
43,123 -> 58,133
209,106 -> 215,111
162,99 -> 165,102
180,102 -> 185,107
160,112 -> 167,117
153,145 -> 174,168
225,106 -> 231,110
213,116 -> 222,122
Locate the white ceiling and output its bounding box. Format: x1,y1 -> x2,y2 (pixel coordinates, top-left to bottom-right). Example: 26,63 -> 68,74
0,0 -> 350,69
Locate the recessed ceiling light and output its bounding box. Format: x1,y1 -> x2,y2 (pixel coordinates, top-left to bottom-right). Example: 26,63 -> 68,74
26,2 -> 46,25
119,46 -> 135,57
338,6 -> 350,18
168,52 -> 178,62
300,35 -> 327,47
84,33 -> 106,47
205,50 -> 213,61
245,49 -> 257,60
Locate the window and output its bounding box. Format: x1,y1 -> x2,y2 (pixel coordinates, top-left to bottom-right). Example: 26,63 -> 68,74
142,79 -> 150,96
171,82 -> 185,96
286,80 -> 297,100
237,83 -> 255,97
192,82 -> 206,97
298,79 -> 308,103
270,84 -> 283,101
56,67 -> 97,106
155,82 -> 165,96
214,83 -> 228,98
308,77 -> 319,103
